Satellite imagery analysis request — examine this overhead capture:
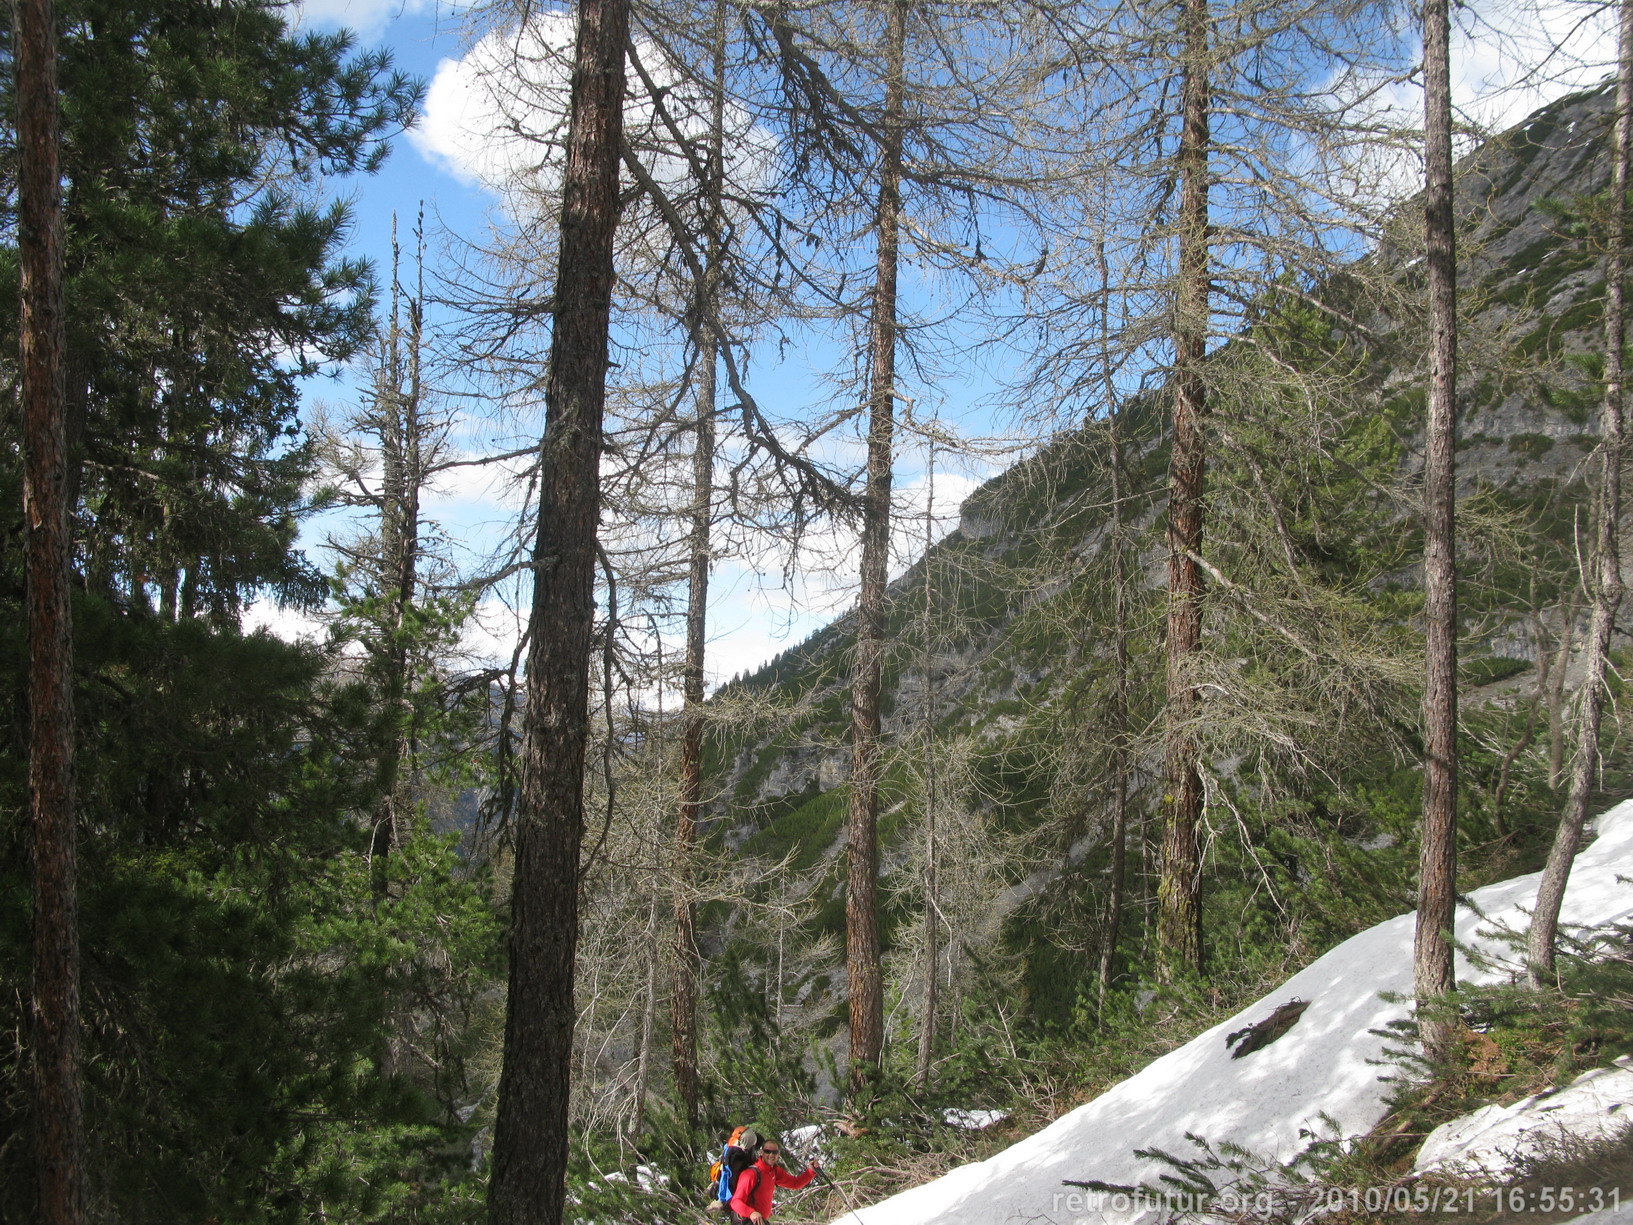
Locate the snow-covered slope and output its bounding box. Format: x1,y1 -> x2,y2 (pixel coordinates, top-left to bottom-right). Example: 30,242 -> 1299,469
1415,1059 -> 1633,1179
835,801 -> 1633,1225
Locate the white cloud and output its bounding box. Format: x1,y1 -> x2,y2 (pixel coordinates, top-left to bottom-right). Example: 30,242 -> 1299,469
703,592 -> 828,689
411,17 -> 575,196
461,596 -> 528,668
424,450 -> 535,515
1453,0 -> 1619,133
697,461 -> 988,687
243,599 -> 326,644
411,12 -> 776,221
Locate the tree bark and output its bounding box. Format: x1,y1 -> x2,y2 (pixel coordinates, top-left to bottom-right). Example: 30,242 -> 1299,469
670,0 -> 726,1129
1547,595 -> 1578,789
847,0 -> 905,1096
1099,266 -> 1131,1008
1416,0 -> 1461,1061
1158,0 -> 1210,983
15,0 -> 83,1216
630,891 -> 661,1137
916,767 -> 939,1090
1526,0 -> 1632,987
916,451 -> 938,1091
488,0 -> 627,1220
670,343 -> 713,1123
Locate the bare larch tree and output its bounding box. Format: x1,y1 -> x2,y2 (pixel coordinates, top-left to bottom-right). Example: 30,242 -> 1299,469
1526,0 -> 1633,988
1415,0 -> 1461,1060
847,0 -> 907,1093
1158,0 -> 1211,981
670,0 -> 729,1127
488,0 -> 629,1219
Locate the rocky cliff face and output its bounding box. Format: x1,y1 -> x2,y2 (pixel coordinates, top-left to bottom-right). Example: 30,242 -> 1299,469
1441,85 -> 1614,490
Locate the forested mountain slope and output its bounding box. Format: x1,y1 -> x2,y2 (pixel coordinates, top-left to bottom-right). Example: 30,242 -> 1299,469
16,0 -> 1633,1218
693,81 -> 1631,1075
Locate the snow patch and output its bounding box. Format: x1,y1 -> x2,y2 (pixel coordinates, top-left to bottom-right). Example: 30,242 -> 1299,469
829,800 -> 1633,1225
1415,1060 -> 1633,1179
942,1108 -> 1008,1131
1566,1200 -> 1633,1225
785,1124 -> 831,1163
635,1165 -> 669,1193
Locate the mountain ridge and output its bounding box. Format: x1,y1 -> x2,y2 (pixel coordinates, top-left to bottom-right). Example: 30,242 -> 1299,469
696,80 -> 1631,1064
717,79 -> 1617,806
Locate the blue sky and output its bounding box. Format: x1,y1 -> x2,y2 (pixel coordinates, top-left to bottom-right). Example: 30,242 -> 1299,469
268,0 -> 997,687
259,0 -> 1622,685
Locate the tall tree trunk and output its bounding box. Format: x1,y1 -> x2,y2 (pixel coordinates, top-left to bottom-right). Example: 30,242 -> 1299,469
1099,479 -> 1131,1007
371,218 -> 424,880
1547,593 -> 1579,789
15,0 -> 83,1216
1098,238 -> 1131,1007
916,448 -> 938,1091
1526,0 -> 1632,987
1416,0 -> 1461,1060
1157,0 -> 1210,983
488,0 -> 628,1220
847,0 -> 905,1096
915,758 -> 939,1091
670,345 -> 714,1126
670,0 -> 726,1130
370,224 -> 427,1088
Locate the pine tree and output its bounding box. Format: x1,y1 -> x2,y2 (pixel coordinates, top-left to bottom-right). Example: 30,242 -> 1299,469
28,0 -> 416,621
12,0 -> 82,1215
1,0 -> 432,1215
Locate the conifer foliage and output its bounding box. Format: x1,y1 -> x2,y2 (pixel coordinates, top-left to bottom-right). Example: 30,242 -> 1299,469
0,2 -> 501,1221
5,0 -> 1633,1216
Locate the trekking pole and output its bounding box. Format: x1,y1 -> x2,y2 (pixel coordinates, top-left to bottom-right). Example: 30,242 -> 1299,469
811,1166 -> 868,1225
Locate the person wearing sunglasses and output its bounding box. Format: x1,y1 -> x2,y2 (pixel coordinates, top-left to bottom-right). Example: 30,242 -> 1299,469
726,1134 -> 820,1224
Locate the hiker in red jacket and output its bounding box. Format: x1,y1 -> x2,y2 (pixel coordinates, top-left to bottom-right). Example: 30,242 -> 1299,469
727,1135 -> 819,1224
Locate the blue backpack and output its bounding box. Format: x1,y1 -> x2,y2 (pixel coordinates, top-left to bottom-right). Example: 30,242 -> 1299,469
711,1128 -> 760,1205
